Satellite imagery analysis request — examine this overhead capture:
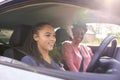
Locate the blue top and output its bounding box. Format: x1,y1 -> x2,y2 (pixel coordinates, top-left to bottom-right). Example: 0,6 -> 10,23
21,56 -> 62,70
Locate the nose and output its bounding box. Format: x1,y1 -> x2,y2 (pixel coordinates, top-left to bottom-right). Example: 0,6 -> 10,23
79,33 -> 84,38
75,32 -> 83,38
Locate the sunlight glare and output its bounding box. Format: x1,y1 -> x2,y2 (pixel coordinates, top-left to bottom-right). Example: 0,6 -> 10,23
0,0 -> 5,2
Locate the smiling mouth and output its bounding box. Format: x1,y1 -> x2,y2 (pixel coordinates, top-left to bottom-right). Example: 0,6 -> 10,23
77,38 -> 82,41
49,43 -> 55,47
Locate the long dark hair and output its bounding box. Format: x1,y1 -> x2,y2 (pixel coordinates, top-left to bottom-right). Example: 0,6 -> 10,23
23,22 -> 54,64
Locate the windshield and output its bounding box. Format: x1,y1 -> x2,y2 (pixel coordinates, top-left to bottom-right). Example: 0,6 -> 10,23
81,23 -> 120,46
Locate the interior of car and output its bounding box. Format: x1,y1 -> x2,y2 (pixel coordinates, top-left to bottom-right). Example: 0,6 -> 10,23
0,0 -> 120,80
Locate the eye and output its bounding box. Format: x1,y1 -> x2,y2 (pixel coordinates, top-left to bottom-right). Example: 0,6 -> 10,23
46,34 -> 50,37
53,34 -> 55,37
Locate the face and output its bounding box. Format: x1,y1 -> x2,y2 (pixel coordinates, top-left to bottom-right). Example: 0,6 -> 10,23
33,25 -> 56,52
73,27 -> 85,44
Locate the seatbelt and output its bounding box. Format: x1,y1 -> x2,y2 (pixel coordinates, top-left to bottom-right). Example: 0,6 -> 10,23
0,39 -> 27,56
79,50 -> 84,72
71,45 -> 84,72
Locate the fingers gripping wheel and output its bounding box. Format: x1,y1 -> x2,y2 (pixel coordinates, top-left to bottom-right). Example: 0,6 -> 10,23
87,36 -> 117,72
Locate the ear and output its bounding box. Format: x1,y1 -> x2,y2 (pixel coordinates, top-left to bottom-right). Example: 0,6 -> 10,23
33,34 -> 39,41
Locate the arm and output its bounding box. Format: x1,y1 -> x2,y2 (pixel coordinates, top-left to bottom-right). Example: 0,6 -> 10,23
62,43 -> 79,72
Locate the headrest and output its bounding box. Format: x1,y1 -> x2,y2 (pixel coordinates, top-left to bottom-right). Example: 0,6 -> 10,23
9,24 -> 32,47
55,28 -> 72,44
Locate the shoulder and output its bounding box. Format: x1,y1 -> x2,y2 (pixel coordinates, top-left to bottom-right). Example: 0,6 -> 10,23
63,40 -> 72,44
61,41 -> 73,53
21,56 -> 37,66
62,41 -> 72,46
22,55 -> 31,59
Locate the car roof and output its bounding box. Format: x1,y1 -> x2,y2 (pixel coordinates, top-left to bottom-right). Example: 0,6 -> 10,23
0,0 -> 120,29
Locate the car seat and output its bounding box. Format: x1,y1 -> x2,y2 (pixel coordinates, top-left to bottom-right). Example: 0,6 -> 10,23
3,24 -> 32,60
55,28 -> 72,70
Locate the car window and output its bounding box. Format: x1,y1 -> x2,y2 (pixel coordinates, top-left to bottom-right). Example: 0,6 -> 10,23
0,28 -> 13,44
82,23 -> 120,46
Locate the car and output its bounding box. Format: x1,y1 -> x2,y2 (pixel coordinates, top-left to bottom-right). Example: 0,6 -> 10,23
0,0 -> 120,80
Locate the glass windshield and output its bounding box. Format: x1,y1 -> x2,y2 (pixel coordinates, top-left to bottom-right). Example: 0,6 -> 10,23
81,23 -> 120,46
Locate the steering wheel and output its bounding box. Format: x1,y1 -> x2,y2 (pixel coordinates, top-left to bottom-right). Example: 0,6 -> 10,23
87,36 -> 117,72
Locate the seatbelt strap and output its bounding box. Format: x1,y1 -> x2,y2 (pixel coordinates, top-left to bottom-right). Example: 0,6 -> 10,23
71,45 -> 84,72
0,39 -> 27,56
79,50 -> 84,72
